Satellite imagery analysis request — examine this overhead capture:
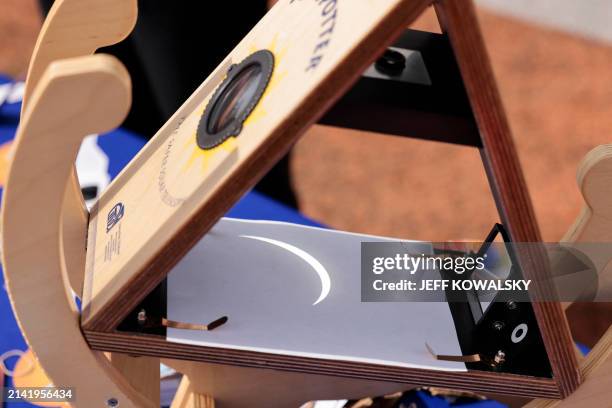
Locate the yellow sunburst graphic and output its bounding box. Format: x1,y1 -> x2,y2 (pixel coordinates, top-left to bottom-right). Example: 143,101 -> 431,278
182,35 -> 288,173
244,35 -> 288,127
181,116 -> 237,173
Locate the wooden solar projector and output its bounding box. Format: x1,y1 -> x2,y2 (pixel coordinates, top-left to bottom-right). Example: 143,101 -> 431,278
3,0 -> 612,406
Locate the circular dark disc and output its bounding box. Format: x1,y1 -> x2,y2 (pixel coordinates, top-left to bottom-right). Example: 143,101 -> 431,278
197,50 -> 275,150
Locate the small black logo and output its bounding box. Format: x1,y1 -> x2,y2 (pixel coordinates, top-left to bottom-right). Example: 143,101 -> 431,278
107,203 -> 125,233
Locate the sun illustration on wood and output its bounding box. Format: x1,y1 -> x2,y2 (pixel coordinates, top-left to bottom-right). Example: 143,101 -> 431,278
180,104 -> 238,174
243,36 -> 288,127
182,35 -> 288,173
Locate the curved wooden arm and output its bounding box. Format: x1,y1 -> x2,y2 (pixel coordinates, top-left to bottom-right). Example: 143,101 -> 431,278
524,327 -> 612,407
2,54 -> 153,408
522,146 -> 612,406
564,145 -> 612,300
23,0 -> 137,111
22,0 -> 137,297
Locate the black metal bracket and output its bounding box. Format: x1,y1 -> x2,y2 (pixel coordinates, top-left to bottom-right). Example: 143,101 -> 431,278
440,224 -> 552,377
320,28 -> 552,378
320,29 -> 481,147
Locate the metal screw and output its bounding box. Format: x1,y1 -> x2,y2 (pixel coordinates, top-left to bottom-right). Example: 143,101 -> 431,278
375,49 -> 406,77
506,300 -> 517,310
106,398 -> 119,407
492,321 -> 504,331
137,309 -> 147,325
493,350 -> 506,365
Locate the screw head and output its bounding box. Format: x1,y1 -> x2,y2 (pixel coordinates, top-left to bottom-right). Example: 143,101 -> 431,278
506,300 -> 517,310
492,321 -> 504,331
137,309 -> 146,324
375,49 -> 406,76
493,350 -> 506,365
107,398 -> 119,407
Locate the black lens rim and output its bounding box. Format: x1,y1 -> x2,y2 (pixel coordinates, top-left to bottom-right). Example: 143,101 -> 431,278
196,50 -> 275,150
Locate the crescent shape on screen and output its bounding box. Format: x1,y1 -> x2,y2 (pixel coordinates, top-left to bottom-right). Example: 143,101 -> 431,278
240,235 -> 331,306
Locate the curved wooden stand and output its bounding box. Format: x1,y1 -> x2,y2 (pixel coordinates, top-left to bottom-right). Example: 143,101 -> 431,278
523,145 -> 612,407
2,54 -> 154,408
14,2 -> 160,407
22,0 -> 137,109
22,0 -> 137,298
564,145 -> 612,298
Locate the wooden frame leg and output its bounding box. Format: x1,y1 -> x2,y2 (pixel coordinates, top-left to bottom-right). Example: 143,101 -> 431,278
171,376 -> 215,408
109,354 -> 160,407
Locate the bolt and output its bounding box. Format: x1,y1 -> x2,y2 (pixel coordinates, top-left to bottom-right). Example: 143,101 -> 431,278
506,300 -> 517,310
137,309 -> 146,325
375,49 -> 406,77
492,321 -> 504,331
493,350 -> 506,365
106,398 -> 119,407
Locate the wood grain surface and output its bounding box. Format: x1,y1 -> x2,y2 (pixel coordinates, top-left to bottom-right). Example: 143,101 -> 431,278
435,0 -> 579,397
86,330 -> 562,400
81,0 -> 430,332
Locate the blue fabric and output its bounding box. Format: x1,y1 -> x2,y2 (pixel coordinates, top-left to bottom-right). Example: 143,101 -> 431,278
0,76 -> 21,123
576,342 -> 590,356
400,390 -> 507,408
0,76 -> 29,407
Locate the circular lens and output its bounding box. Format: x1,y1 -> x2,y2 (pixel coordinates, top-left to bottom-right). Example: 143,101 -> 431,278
196,50 -> 274,150
207,63 -> 263,134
